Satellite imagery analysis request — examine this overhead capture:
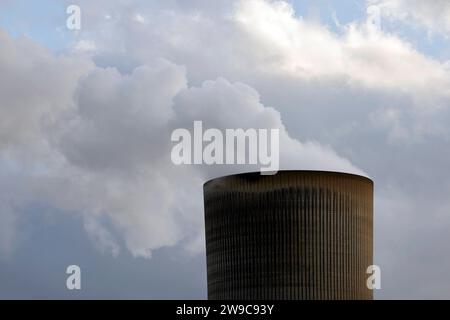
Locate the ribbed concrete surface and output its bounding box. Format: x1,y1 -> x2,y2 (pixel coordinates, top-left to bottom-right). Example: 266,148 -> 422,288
203,171 -> 373,300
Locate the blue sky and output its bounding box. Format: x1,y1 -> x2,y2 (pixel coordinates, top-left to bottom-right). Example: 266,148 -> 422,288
0,0 -> 67,50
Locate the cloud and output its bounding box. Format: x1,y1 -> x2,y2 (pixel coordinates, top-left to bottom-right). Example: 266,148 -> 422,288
369,0 -> 450,36
0,27 -> 361,259
66,0 -> 450,148
172,77 -> 362,176
2,0 -> 450,297
0,29 -> 93,148
53,62 -> 362,257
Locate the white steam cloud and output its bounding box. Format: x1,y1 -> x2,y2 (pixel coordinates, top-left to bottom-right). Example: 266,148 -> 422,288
0,29 -> 361,258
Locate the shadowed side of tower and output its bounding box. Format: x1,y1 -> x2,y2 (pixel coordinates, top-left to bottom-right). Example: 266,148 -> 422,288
203,171 -> 373,300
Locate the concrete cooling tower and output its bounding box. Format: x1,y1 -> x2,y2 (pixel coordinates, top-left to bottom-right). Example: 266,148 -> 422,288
203,171 -> 373,300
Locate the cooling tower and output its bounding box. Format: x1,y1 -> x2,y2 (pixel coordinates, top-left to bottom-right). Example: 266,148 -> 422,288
203,171 -> 373,300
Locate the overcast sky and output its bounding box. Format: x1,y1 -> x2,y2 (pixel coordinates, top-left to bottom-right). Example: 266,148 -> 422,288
1,0 -> 450,299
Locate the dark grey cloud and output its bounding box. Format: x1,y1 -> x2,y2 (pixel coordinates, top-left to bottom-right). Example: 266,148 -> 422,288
0,207 -> 206,299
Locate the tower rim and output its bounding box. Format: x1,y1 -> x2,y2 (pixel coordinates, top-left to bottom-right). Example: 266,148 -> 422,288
203,170 -> 373,187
